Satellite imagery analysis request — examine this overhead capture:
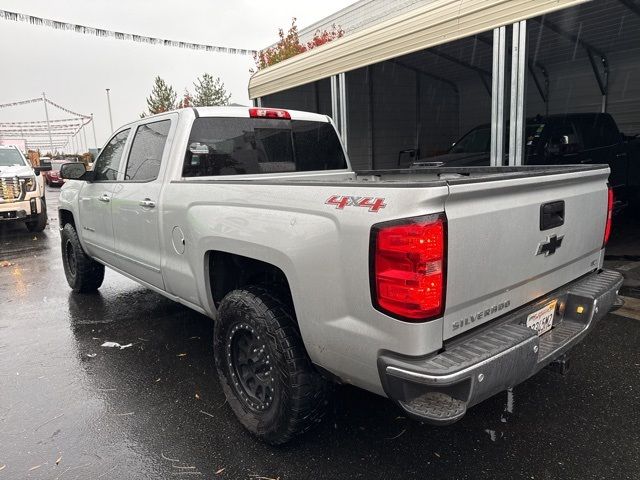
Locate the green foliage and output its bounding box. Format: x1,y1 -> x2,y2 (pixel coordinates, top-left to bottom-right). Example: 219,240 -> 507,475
142,74 -> 230,116
144,76 -> 177,116
193,73 -> 231,107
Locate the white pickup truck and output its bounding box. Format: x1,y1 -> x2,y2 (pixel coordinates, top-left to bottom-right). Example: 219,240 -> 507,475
58,107 -> 622,444
0,145 -> 50,232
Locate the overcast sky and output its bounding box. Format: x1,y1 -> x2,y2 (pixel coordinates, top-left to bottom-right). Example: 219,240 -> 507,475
0,0 -> 353,150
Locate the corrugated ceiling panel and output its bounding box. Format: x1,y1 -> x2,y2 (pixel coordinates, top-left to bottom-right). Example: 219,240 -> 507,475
249,0 -> 592,98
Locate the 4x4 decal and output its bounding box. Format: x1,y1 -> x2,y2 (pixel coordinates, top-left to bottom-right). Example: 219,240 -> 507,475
325,195 -> 387,212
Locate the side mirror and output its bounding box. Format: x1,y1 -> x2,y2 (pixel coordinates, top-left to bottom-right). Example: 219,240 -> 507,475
33,162 -> 52,176
60,162 -> 87,180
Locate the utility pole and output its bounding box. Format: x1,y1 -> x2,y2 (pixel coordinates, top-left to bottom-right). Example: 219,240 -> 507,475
42,92 -> 54,154
90,113 -> 98,148
105,88 -> 114,133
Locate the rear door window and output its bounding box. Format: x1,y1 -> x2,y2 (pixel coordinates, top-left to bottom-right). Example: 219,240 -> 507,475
125,120 -> 171,182
93,129 -> 130,181
183,117 -> 346,177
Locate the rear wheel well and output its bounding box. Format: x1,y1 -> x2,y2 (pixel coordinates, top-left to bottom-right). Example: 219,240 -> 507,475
59,209 -> 75,229
208,251 -> 293,310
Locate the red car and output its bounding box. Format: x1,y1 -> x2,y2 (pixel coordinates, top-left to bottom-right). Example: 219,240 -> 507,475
43,160 -> 71,187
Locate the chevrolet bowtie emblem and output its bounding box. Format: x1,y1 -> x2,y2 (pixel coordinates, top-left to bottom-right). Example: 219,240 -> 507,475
536,234 -> 564,256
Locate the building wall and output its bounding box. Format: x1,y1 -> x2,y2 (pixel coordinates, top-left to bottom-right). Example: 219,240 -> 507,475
417,76 -> 461,158
346,67 -> 372,170
526,48 -> 640,135
261,83 -> 317,111
259,5 -> 640,170
317,78 -> 333,117
457,78 -> 492,136
370,62 -> 418,169
261,79 -> 333,116
346,61 -> 468,170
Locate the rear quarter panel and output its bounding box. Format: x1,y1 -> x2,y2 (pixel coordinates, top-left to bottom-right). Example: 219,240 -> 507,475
160,180 -> 449,395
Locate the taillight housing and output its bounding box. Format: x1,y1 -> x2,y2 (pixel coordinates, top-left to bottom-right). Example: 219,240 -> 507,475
603,186 -> 614,247
249,107 -> 291,120
370,214 -> 446,321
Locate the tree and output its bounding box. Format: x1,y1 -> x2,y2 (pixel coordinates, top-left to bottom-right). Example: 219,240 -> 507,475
192,73 -> 231,107
252,18 -> 344,72
144,76 -> 177,116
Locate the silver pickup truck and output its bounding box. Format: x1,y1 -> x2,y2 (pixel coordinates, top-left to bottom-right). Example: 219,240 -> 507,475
58,107 -> 622,444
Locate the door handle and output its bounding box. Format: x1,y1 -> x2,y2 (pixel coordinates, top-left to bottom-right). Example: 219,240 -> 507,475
139,198 -> 156,208
99,193 -> 111,203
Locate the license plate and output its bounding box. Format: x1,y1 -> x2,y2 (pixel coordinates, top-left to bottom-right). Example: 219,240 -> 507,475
526,301 -> 557,336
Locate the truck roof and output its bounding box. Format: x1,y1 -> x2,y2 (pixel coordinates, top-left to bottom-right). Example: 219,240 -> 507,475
131,106 -> 330,126
0,145 -> 24,154
195,106 -> 330,123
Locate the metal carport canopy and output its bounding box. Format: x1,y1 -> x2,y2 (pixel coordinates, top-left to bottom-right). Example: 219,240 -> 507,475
248,0 -> 592,99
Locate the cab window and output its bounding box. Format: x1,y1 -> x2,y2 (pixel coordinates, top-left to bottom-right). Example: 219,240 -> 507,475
93,129 -> 130,181
124,120 -> 171,182
183,118 -> 346,177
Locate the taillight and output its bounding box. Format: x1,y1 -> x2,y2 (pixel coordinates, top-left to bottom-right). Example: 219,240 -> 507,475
370,214 -> 446,321
249,107 -> 291,120
603,187 -> 614,247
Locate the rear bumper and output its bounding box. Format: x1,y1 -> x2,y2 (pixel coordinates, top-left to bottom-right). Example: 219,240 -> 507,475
378,269 -> 623,424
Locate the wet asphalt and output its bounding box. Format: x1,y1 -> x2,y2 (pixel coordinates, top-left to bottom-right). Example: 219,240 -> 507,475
1,188 -> 639,480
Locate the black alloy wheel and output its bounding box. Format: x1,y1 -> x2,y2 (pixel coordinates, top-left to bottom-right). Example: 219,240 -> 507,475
226,323 -> 275,412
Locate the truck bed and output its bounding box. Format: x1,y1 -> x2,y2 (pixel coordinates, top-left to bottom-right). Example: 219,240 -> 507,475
175,164 -> 607,187
173,163 -> 611,342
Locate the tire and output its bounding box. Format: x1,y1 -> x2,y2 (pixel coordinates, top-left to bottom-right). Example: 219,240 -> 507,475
61,223 -> 105,293
214,286 -> 330,444
25,199 -> 47,233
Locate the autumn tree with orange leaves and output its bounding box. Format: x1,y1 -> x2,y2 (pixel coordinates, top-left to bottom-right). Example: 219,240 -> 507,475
252,18 -> 344,72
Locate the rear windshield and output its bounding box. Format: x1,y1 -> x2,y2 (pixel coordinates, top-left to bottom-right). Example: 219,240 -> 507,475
183,117 -> 347,177
0,149 -> 27,167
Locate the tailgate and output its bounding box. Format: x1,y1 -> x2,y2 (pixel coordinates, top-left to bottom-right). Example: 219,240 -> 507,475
443,166 -> 610,339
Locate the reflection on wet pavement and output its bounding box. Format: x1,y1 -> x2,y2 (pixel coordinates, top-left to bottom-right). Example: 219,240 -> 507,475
0,188 -> 639,479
